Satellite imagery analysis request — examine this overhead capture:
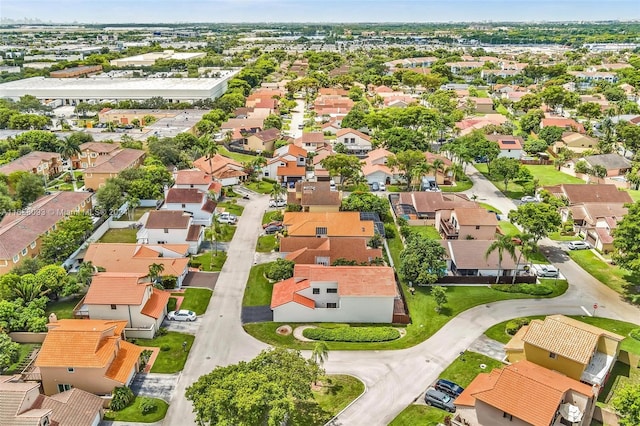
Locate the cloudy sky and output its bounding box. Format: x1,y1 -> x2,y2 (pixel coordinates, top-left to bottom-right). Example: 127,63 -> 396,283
1,0 -> 639,23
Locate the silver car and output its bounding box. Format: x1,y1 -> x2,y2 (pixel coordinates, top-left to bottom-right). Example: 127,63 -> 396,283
536,265 -> 559,278
568,241 -> 590,250
167,310 -> 197,321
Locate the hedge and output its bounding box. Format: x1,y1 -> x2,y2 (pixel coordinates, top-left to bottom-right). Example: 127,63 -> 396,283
506,318 -> 531,335
630,328 -> 640,341
302,327 -> 400,342
491,283 -> 553,296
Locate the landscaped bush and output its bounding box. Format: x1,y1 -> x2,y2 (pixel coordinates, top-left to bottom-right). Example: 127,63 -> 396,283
110,386 -> 135,411
491,283 -> 553,296
302,326 -> 400,342
156,327 -> 168,337
162,275 -> 177,290
167,297 -> 177,312
138,349 -> 153,372
160,345 -> 171,352
505,318 -> 531,336
630,328 -> 640,341
140,397 -> 158,415
384,223 -> 397,239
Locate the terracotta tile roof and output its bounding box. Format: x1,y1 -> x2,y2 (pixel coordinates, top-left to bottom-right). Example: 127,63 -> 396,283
85,148 -> 145,173
292,293 -> 316,309
486,134 -> 524,150
453,208 -> 498,226
292,181 -> 341,206
543,184 -> 632,205
33,388 -> 103,426
253,128 -> 281,142
523,315 -> 624,364
165,188 -> 205,204
83,243 -> 190,277
283,212 -> 374,237
141,289 -> 170,319
79,141 -> 120,154
145,210 -> 190,229
220,118 -> 264,131
202,199 -> 217,213
105,340 -> 143,383
396,192 -> 476,215
295,132 -> 326,144
365,148 -> 393,164
281,143 -> 308,158
271,277 -> 312,308
0,191 -> 92,260
281,236 -> 382,264
457,361 -> 593,426
362,163 -> 393,178
0,151 -> 61,175
208,181 -> 223,194
0,380 -> 52,425
84,272 -> 149,305
336,128 -> 371,141
36,320 -> 129,368
424,152 -> 452,166
174,169 -> 212,185
192,154 -> 247,180
277,161 -> 306,177
299,264 -> 396,297
186,224 -> 202,241
541,117 -> 585,134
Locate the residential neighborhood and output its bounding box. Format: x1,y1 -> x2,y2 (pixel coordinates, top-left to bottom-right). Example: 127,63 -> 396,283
0,11 -> 640,426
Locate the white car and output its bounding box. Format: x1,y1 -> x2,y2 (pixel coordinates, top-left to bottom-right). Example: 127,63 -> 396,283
536,265 -> 559,278
217,213 -> 237,224
167,310 -> 197,321
269,198 -> 287,208
378,182 -> 386,191
520,196 -> 538,203
568,241 -> 590,250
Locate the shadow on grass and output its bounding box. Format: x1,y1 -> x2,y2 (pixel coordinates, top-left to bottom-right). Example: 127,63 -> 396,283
290,400 -> 331,426
598,361 -> 631,404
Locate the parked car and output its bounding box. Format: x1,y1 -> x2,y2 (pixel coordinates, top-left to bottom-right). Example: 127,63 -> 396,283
568,241 -> 590,250
378,182 -> 386,191
217,212 -> 237,224
269,198 -> 287,208
520,196 -> 538,203
424,388 -> 456,413
262,220 -> 283,229
434,379 -> 465,398
536,265 -> 559,278
264,224 -> 284,234
371,182 -> 380,191
167,310 -> 196,321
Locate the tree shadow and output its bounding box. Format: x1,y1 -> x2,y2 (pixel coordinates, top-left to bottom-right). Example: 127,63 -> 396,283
291,400 -> 331,426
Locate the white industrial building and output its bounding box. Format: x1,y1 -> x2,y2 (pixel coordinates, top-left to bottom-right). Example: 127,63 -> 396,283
110,50 -> 206,67
0,70 -> 239,105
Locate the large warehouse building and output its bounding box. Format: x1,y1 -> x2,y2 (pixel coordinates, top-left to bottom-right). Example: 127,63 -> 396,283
0,70 -> 239,105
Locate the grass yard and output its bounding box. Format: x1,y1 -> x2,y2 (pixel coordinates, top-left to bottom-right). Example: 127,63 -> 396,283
172,288 -> 212,315
190,251 -> 227,271
409,225 -> 441,240
243,263 -> 274,306
440,178 -> 474,193
207,223 -> 237,242
389,405 -> 448,426
290,375 -> 365,425
245,180 -> 275,194
256,235 -> 278,252
626,189 -> 640,202
103,397 -> 168,423
46,296 -> 84,319
4,343 -> 40,374
499,221 -> 520,236
262,210 -> 283,225
597,361 -> 640,410
549,231 -> 579,241
439,351 -> 505,387
568,250 -> 639,299
131,207 -> 155,221
133,332 -> 195,373
98,228 -> 138,243
478,203 -> 501,213
219,146 -> 258,163
217,201 -> 244,216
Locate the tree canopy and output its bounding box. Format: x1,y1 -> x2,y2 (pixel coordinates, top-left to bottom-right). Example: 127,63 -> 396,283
399,234 -> 447,286
508,203 -> 561,242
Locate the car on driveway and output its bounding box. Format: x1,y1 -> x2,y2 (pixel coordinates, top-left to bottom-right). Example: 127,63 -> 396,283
536,265 -> 559,278
264,224 -> 284,234
269,199 -> 287,208
568,241 -> 590,250
262,220 -> 283,229
217,213 -> 237,224
520,196 -> 538,203
167,310 -> 197,321
424,388 -> 456,413
378,182 -> 386,191
434,379 -> 465,398
371,182 -> 380,191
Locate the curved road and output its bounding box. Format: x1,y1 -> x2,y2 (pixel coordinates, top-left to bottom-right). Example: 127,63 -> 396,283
164,166 -> 640,426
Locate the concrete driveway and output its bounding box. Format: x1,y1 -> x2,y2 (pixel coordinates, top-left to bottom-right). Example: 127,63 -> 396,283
162,317 -> 202,335
130,373 -> 179,403
181,271 -> 218,290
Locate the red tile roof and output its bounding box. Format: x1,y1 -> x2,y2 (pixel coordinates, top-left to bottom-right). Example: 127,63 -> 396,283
85,148 -> 145,173
175,169 -> 212,185
271,278 -> 313,308
145,210 -> 191,229
165,188 -> 205,204
140,289 -> 170,319
84,272 -> 149,305
186,224 -> 202,241
33,388 -> 104,426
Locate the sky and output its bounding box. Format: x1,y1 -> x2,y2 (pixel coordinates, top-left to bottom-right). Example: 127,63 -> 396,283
1,0 -> 639,24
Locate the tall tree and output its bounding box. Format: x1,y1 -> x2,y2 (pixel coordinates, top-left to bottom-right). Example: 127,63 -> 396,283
320,154 -> 362,190
399,234 -> 447,286
508,203 -> 562,243
269,182 -> 287,202
485,234 -> 518,284
311,341 -> 329,367
490,157 -> 522,192
612,383 -> 640,426
612,201 -> 640,273
387,150 -> 427,191
431,285 -> 448,313
57,136 -> 82,191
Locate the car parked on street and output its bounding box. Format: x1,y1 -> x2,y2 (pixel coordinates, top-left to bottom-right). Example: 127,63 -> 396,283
269,198 -> 287,208
536,265 -> 559,278
167,310 -> 197,321
217,212 -> 237,224
567,241 -> 590,250
434,379 -> 465,398
424,388 -> 456,413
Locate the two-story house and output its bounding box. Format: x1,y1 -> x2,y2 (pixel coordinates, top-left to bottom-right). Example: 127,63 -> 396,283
281,237 -> 383,265
35,319 -> 143,396
505,315 -> 624,390
262,144 -> 308,180
561,203 -> 627,253
72,142 -> 120,169
391,192 -> 477,222
163,188 -> 216,226
294,132 -> 327,153
83,148 -> 146,190
283,211 -> 374,240
192,154 -> 247,187
436,207 -> 499,240
362,148 -> 402,185
335,129 -> 372,157
271,265 -> 398,323
137,211 -> 203,254
0,151 -> 62,178
554,132 -> 598,154
0,191 -> 92,275
286,181 -> 341,212
173,169 -> 222,200
76,272 -> 170,338
245,128 -> 281,153
486,135 -> 524,160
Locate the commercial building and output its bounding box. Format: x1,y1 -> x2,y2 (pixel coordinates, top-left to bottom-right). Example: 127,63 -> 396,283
110,50 -> 206,67
50,65 -> 103,78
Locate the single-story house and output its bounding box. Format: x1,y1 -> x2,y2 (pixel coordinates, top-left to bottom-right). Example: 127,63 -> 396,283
440,240 -> 524,277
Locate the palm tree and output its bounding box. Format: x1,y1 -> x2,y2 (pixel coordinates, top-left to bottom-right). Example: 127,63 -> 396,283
57,136 -> 82,191
511,233 -> 535,284
311,341 -> 329,366
431,158 -> 445,184
148,263 -> 165,286
485,234 -> 517,284
270,182 -> 287,202
411,162 -> 433,191
126,196 -> 140,221
200,133 -> 219,177
76,261 -> 95,287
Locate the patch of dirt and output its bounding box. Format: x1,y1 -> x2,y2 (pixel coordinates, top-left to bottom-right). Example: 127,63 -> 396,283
276,325 -> 292,335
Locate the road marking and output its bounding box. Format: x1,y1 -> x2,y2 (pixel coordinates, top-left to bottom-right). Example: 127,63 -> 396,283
581,306 -> 592,316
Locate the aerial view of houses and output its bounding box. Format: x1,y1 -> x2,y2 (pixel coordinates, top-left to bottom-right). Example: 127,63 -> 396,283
0,4 -> 640,426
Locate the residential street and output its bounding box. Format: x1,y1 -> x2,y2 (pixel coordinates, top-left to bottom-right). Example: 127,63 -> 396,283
164,168 -> 640,426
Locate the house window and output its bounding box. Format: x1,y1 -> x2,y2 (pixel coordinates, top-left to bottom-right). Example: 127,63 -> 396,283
312,288 -> 320,295
110,304 -> 117,310
549,352 -> 557,359
316,227 -> 327,236
30,241 -> 36,249
327,288 -> 337,294
475,225 -> 480,230
164,228 -> 169,233
21,248 -> 28,256
67,367 -> 74,373
327,303 -> 337,308
12,254 -> 19,263
57,384 -> 72,392
181,204 -> 186,208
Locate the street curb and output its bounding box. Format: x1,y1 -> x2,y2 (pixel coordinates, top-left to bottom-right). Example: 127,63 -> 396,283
324,374 -> 368,426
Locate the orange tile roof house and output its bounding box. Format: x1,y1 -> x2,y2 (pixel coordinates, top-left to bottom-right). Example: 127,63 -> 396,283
283,211 -> 375,239
505,315 -> 624,388
173,169 -> 222,200
72,141 -> 120,169
137,210 -> 203,255
542,183 -> 632,205
0,376 -> 104,426
540,117 -> 586,134
286,181 -> 341,212
35,319 -> 143,396
281,236 -> 383,265
436,207 -> 499,240
392,192 -> 477,220
83,148 -> 146,190
271,264 -> 398,323
0,151 -> 62,177
163,187 -> 216,225
362,148 -> 402,185
563,203 -> 627,253
454,360 -> 595,426
75,272 -> 170,338
294,132 -> 328,152
0,191 -> 92,276
192,153 -> 248,186
554,132 -> 598,154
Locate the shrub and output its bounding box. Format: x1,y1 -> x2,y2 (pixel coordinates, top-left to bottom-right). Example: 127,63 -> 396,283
140,397 -> 158,415
167,298 -> 177,312
162,275 -> 177,290
384,223 -> 397,239
156,327 -> 168,337
302,326 -> 400,342
630,328 -> 640,341
505,318 -> 531,336
263,177 -> 276,184
491,283 -> 553,296
110,386 -> 135,411
160,345 -> 171,352
266,258 -> 295,281
138,349 -> 153,372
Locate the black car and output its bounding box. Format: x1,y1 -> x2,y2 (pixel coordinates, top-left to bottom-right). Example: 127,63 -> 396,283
435,379 -> 465,398
424,388 -> 456,413
264,225 -> 283,234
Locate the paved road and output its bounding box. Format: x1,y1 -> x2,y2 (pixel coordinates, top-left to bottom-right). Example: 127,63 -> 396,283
289,99 -> 305,139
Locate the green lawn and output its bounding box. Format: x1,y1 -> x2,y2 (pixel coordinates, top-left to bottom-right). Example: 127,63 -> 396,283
133,332 -> 195,373
262,210 -> 283,225
103,397 -> 168,423
245,180 -> 275,194
409,225 -> 441,240
190,252 -> 227,271
4,343 -> 39,374
597,361 -> 640,410
568,250 -> 639,299
439,351 -> 504,387
98,228 -> 138,243
389,405 -> 448,426
478,203 -> 501,213
626,189 -> 640,202
290,375 -> 365,425
440,178 -> 474,193
499,221 -> 520,236
207,224 -> 237,242
243,262 -> 274,307
46,296 -> 84,319
219,146 -> 258,163
131,207 -> 154,221
484,315 -> 640,355
217,201 -> 245,216
549,231 -> 579,241
257,235 -> 278,252
172,288 -> 212,315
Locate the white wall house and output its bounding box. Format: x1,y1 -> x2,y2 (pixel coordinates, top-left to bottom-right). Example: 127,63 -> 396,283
137,210 -> 203,254
163,188 -> 216,226
263,144 -> 308,179
335,129 -> 372,157
271,265 -> 398,323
